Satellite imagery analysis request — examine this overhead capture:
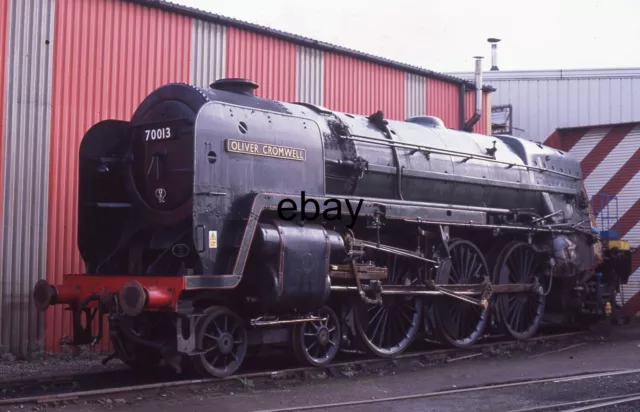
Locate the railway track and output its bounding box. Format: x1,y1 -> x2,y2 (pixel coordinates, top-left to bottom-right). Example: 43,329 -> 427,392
0,330 -> 591,407
508,393 -> 640,411
252,369 -> 640,412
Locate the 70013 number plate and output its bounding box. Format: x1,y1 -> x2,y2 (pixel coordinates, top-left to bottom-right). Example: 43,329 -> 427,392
143,126 -> 175,142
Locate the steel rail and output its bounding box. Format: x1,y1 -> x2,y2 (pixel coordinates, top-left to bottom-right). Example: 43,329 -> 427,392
504,392 -> 640,412
252,369 -> 640,412
0,331 -> 588,406
561,394 -> 640,411
0,367 -> 127,388
0,330 -> 583,391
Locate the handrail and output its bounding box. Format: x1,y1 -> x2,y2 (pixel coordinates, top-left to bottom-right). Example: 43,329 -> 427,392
346,133 -> 582,181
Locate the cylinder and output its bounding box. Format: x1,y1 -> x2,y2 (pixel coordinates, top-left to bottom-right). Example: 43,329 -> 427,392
326,230 -> 346,263
253,222 -> 282,258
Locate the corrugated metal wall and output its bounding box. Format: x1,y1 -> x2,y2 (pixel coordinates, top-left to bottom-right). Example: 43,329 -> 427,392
552,123 -> 640,312
226,27 -> 297,102
0,0 -> 491,355
0,0 -> 10,354
0,0 -> 55,357
464,90 -> 490,135
296,46 -> 323,106
324,53 -> 406,121
46,0 -> 192,353
405,73 -> 426,119
425,78 -> 458,129
451,69 -> 640,142
486,92 -> 492,134
191,19 -> 226,87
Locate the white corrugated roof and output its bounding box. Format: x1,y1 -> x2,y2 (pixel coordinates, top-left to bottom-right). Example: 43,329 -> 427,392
449,67 -> 640,81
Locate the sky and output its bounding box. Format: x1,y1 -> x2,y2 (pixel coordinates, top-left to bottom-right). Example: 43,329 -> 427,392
173,0 -> 640,74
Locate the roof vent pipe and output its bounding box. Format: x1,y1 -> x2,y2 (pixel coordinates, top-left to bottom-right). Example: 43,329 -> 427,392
488,38 -> 500,71
463,56 -> 483,132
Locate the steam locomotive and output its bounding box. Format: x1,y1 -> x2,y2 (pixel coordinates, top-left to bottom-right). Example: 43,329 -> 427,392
32,77 -> 633,378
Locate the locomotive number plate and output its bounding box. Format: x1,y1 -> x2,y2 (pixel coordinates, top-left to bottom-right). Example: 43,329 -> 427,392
143,127 -> 175,142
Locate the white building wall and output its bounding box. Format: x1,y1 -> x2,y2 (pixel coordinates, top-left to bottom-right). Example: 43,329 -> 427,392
449,68 -> 640,142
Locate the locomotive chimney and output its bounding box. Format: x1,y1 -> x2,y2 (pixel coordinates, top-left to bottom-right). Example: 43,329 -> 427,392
487,38 -> 500,71
210,78 -> 259,96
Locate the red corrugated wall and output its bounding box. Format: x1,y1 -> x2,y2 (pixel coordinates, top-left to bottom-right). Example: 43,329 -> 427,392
425,78 -> 458,129
324,53 -> 405,121
464,90 -> 490,135
47,0 -> 192,353
0,0 -> 8,248
226,27 -> 297,102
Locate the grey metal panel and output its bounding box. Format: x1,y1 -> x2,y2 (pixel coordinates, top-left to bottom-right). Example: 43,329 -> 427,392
405,73 -> 426,119
1,0 -> 55,356
190,19 -> 226,87
296,46 -> 323,106
454,71 -> 640,142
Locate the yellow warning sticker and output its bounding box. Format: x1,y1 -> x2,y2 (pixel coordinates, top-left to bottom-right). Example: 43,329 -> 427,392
208,231 -> 218,249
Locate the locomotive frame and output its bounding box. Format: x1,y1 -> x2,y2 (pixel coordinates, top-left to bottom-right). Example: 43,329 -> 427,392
32,78 -> 633,378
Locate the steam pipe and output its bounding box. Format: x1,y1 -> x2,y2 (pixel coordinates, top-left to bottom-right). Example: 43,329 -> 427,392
491,44 -> 498,70
463,56 -> 484,132
488,38 -> 501,71
475,56 -> 483,116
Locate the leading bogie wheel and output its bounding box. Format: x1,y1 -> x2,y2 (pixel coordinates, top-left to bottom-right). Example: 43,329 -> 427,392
292,306 -> 341,367
119,345 -> 163,372
433,239 -> 491,348
493,240 -> 546,340
191,305 -> 248,378
112,315 -> 163,373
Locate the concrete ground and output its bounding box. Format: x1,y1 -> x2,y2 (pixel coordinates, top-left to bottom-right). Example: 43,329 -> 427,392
21,322 -> 638,412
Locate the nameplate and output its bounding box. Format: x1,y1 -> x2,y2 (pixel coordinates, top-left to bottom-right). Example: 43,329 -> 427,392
225,139 -> 306,161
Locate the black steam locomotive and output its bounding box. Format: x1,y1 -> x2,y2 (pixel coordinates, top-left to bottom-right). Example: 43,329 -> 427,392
33,78 -> 632,378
